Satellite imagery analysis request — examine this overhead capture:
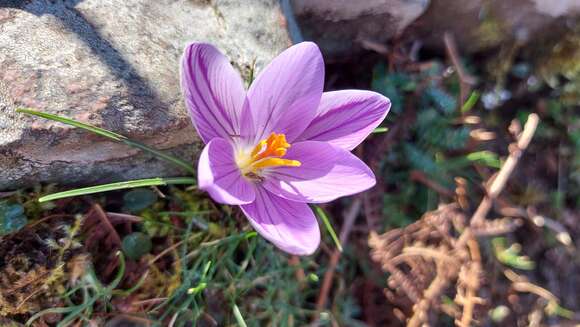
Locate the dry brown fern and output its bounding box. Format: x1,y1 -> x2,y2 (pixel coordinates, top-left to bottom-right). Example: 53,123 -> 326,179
368,204 -> 520,326
369,114 -> 540,326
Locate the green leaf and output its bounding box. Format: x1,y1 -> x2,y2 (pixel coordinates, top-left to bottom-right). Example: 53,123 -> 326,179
404,143 -> 439,175
122,232 -> 153,260
1,214 -> 27,235
17,108 -> 195,174
461,91 -> 480,113
372,127 -> 389,134
492,237 -> 535,270
314,205 -> 343,252
371,64 -> 412,114
382,191 -> 415,228
123,188 -> 158,213
466,151 -> 502,168
417,111 -> 469,150
0,202 -> 27,235
3,203 -> 24,217
424,87 -> 457,114
38,177 -> 195,202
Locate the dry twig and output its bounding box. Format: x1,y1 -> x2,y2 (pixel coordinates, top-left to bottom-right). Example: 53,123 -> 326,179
471,113 -> 539,226
92,204 -> 122,246
443,32 -> 476,105
315,198 -> 362,314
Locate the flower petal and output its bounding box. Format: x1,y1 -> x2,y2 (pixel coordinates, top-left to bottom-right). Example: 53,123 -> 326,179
181,43 -> 246,143
262,141 -> 376,203
240,187 -> 320,255
298,90 -> 391,150
242,42 -> 324,144
198,138 -> 255,205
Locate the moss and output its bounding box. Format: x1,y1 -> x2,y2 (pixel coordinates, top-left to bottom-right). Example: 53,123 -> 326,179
536,30 -> 580,106
0,216 -> 83,317
473,3 -> 507,49
539,32 -> 580,79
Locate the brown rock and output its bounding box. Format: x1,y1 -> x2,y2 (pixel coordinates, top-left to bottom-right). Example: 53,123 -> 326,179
0,0 -> 292,190
407,0 -> 580,53
288,0 -> 580,58
288,0 -> 428,59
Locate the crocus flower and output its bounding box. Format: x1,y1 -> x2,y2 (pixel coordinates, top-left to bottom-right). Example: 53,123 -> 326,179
181,42 -> 390,255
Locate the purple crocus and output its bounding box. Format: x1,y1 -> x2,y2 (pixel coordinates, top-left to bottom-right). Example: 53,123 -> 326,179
181,42 -> 390,255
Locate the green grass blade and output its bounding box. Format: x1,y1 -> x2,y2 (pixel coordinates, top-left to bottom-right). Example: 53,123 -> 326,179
112,270 -> 149,296
232,303 -> 248,327
466,150 -> 502,168
122,139 -> 194,174
17,108 -> 195,174
38,177 -> 195,202
107,251 -> 126,290
58,298 -> 98,327
314,205 -> 343,252
460,91 -> 480,113
17,108 -> 124,140
26,307 -> 78,326
372,127 -> 389,134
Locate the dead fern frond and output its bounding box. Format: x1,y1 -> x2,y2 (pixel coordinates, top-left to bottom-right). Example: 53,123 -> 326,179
368,114 -> 541,326
369,207 -> 485,326
471,217 -> 523,236
408,261 -> 455,327
455,239 -> 484,327
369,205 -> 465,324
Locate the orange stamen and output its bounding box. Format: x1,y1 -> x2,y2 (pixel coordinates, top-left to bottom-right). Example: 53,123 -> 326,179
251,133 -> 291,161
238,133 -> 301,178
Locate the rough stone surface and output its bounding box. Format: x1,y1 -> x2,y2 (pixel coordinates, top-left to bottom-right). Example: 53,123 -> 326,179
0,0 -> 292,190
406,0 -> 580,53
288,0 -> 429,59
289,0 -> 580,58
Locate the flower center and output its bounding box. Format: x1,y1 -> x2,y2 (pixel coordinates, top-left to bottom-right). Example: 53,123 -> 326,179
236,132 -> 301,181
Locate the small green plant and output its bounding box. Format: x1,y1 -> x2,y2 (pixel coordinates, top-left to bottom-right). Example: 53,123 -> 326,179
492,237 -> 535,270
25,252 -> 144,326
371,61 -> 486,227
0,201 -> 27,235
16,107 -> 350,326
123,188 -> 159,213
122,232 -> 153,260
